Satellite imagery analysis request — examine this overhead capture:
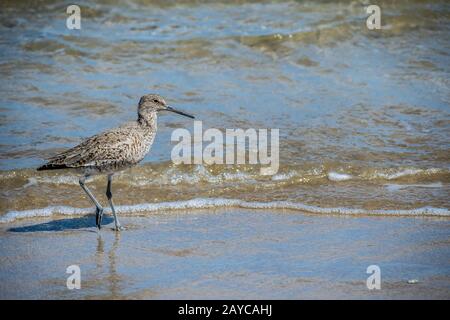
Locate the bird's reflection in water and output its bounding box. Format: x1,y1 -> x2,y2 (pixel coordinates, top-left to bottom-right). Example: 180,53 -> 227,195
94,232 -> 122,299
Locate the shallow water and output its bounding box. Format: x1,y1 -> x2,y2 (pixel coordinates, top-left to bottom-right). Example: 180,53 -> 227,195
0,0 -> 449,221
1,210 -> 450,299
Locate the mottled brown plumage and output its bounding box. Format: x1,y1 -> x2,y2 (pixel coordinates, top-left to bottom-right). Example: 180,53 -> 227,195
39,118 -> 157,174
37,94 -> 194,230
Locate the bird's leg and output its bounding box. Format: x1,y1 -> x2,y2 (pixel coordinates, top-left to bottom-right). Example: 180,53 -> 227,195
79,176 -> 104,229
107,174 -> 122,231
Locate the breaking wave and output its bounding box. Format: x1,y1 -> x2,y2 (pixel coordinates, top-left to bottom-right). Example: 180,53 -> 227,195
6,164 -> 449,190
1,198 -> 449,224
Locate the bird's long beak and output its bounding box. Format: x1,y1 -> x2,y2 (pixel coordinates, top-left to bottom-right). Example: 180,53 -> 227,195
166,105 -> 195,119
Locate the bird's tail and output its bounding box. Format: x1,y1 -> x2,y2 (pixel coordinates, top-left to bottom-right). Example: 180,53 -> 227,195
37,163 -> 69,171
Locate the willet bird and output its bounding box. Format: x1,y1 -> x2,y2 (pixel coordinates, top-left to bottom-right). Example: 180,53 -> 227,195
37,94 -> 194,231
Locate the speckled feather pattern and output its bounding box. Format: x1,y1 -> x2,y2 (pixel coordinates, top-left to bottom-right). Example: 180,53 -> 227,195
40,106 -> 157,175
38,94 -> 194,177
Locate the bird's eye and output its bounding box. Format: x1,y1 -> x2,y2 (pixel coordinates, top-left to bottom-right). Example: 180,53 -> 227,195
153,99 -> 159,103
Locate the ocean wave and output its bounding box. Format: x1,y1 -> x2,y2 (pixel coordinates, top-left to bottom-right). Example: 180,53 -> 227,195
1,198 -> 448,224
15,165 -> 448,190
327,172 -> 352,181
31,175 -> 81,185
373,168 -> 442,180
384,182 -> 444,192
19,175 -> 104,189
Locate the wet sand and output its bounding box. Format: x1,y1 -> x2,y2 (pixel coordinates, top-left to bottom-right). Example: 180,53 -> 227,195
1,209 -> 449,299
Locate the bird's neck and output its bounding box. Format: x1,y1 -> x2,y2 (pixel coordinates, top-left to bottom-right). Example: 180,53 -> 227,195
137,112 -> 157,129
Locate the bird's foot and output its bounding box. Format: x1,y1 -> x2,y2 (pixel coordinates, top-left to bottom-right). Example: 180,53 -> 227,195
112,225 -> 123,232
95,207 -> 104,230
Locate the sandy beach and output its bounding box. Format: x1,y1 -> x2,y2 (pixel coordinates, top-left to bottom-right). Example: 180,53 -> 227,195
1,209 -> 449,299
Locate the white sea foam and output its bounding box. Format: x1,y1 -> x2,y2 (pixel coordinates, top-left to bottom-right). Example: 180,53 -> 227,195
0,206 -> 91,223
35,175 -> 80,185
385,182 -> 444,192
327,172 -> 352,181
1,198 -> 449,224
375,168 -> 441,180
22,178 -> 38,189
271,171 -> 297,181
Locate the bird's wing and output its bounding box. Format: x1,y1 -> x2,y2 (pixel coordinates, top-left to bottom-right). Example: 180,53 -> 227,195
46,125 -> 143,168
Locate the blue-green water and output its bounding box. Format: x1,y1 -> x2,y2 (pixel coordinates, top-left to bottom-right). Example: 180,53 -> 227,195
0,0 -> 449,217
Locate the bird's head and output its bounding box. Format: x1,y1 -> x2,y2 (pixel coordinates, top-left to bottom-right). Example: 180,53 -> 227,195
137,94 -> 194,121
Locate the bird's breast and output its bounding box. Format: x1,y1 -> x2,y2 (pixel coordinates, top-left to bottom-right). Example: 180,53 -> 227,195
131,131 -> 156,163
